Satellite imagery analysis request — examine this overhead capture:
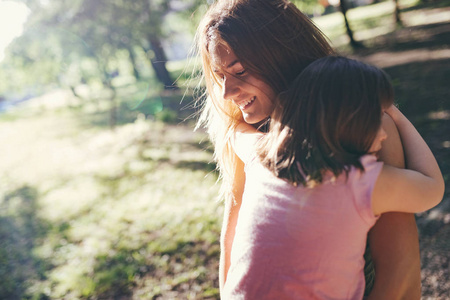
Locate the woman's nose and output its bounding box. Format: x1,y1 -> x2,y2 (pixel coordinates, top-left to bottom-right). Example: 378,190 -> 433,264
222,76 -> 240,101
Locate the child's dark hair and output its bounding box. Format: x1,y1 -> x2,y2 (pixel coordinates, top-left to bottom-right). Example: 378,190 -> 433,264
258,56 -> 394,186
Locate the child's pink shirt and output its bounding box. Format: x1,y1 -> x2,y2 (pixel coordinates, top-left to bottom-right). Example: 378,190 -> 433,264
223,155 -> 382,299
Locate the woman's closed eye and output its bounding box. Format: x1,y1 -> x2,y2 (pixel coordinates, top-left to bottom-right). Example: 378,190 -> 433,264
235,69 -> 246,76
213,66 -> 246,81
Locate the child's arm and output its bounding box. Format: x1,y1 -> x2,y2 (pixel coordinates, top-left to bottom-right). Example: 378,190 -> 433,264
367,114 -> 421,300
372,105 -> 445,215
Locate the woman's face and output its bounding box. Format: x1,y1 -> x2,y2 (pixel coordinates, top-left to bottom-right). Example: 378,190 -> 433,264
211,45 -> 276,125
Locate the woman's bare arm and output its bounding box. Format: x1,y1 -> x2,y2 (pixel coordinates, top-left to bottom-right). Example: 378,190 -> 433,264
219,153 -> 245,293
367,113 -> 421,300
220,124 -> 261,293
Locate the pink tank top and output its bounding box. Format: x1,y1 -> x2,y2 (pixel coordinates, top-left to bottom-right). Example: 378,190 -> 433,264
223,155 -> 382,299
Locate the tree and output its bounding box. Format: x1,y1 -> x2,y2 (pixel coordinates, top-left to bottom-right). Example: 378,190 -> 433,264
393,0 -> 403,27
15,0 -> 181,90
338,0 -> 365,49
291,0 -> 364,50
7,0 -> 198,127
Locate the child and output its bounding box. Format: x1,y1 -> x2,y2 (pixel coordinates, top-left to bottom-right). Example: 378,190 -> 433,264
226,56 -> 444,299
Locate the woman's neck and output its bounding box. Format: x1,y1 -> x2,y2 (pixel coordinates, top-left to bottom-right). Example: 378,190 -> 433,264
253,117 -> 271,133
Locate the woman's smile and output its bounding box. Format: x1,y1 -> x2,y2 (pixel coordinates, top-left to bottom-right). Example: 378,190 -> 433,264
237,96 -> 255,111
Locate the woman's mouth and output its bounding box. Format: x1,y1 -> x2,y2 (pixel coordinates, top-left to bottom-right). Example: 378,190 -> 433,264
238,97 -> 255,110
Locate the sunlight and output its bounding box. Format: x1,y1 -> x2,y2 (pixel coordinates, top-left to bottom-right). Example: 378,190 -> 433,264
0,1 -> 30,62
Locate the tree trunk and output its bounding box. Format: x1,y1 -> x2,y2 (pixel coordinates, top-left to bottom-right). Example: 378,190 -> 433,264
69,86 -> 85,101
99,63 -> 118,129
149,38 -> 178,90
126,46 -> 141,80
102,78 -> 117,129
106,84 -> 117,129
339,0 -> 364,49
393,0 -> 403,26
138,0 -> 177,90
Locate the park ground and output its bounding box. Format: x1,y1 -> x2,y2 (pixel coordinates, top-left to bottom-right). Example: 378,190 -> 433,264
347,4 -> 450,298
0,1 -> 449,299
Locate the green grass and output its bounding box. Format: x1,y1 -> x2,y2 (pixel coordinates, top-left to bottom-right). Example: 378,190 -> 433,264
0,99 -> 220,298
312,0 -> 421,49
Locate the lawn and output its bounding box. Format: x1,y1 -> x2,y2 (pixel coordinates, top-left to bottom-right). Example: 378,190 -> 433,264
0,94 -> 222,298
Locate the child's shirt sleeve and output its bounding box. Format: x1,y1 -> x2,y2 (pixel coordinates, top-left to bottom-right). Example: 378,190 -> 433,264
349,155 -> 384,226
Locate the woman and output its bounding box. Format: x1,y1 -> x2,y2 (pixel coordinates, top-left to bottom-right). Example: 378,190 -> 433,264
195,0 -> 421,298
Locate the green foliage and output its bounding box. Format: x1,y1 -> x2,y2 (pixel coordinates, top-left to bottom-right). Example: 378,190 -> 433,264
155,108 -> 178,123
6,0 -> 203,87
291,0 -> 324,15
1,0 -> 205,127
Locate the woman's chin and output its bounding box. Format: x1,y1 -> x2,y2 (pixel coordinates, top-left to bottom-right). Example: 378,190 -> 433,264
243,115 -> 268,126
242,115 -> 258,125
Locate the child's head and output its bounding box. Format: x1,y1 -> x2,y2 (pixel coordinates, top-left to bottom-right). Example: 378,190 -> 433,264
196,0 -> 334,125
259,56 -> 394,185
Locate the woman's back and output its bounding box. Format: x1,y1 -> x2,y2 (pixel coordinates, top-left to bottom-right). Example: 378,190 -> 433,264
223,155 -> 382,299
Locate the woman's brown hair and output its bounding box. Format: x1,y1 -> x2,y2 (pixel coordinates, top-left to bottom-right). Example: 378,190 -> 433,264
258,56 -> 394,186
195,0 -> 335,201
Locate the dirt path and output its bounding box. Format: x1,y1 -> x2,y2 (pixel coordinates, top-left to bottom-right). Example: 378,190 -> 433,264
349,7 -> 450,298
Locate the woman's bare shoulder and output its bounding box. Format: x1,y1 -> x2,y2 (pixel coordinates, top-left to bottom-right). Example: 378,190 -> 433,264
235,122 -> 259,134
233,122 -> 263,163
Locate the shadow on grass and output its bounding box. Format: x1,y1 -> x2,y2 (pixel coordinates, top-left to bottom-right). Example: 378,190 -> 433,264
400,0 -> 450,13
175,160 -> 217,174
90,230 -> 221,298
384,58 -> 450,117
378,22 -> 450,52
384,57 -> 450,203
187,139 -> 215,155
352,12 -> 394,32
0,186 -> 51,299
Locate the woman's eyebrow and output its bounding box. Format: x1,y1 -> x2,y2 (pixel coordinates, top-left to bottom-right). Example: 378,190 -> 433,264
212,60 -> 240,73
226,60 -> 240,69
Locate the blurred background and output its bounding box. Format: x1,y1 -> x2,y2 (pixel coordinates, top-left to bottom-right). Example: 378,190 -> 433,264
0,0 -> 448,299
